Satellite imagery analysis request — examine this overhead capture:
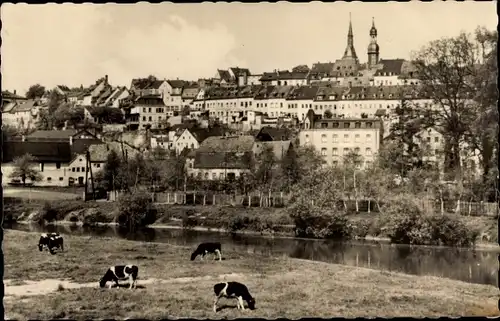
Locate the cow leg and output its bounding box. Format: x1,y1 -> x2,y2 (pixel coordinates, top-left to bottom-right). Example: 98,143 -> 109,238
129,275 -> 134,289
213,296 -> 221,313
238,297 -> 245,311
60,241 -> 64,252
215,249 -> 222,261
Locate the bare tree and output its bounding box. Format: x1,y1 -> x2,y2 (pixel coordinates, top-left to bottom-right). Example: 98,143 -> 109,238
411,31 -> 482,179
9,154 -> 43,187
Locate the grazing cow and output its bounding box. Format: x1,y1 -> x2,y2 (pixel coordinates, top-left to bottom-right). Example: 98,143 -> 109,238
38,233 -> 64,255
99,265 -> 139,289
191,242 -> 222,261
213,281 -> 256,312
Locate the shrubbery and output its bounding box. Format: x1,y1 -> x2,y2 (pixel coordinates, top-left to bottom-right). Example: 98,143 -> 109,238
386,197 -> 480,247
116,191 -> 157,231
182,209 -> 198,229
289,202 -> 353,240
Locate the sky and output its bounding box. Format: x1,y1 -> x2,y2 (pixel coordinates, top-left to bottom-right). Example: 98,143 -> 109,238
1,2 -> 497,95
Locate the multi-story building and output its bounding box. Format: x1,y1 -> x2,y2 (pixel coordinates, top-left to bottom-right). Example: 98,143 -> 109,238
127,95 -> 167,130
259,70 -> 309,86
299,110 -> 382,168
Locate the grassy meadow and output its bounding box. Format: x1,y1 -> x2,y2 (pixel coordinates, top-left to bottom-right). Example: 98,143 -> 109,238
3,230 -> 498,319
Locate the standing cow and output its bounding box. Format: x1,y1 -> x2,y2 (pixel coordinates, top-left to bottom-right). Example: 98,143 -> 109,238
38,233 -> 64,255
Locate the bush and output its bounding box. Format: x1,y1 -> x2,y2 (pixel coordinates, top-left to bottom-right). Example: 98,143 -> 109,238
38,201 -> 59,224
116,191 -> 157,231
289,202 -> 352,240
182,210 -> 199,229
388,213 -> 479,247
82,208 -> 110,227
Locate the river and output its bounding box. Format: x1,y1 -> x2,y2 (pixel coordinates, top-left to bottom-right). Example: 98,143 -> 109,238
4,222 -> 498,286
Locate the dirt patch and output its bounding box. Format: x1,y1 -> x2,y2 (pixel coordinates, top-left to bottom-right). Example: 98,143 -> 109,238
3,273 -> 257,300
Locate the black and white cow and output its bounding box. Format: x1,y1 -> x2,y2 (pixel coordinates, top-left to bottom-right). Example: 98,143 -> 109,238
38,233 -> 64,255
213,281 -> 256,312
99,265 -> 139,289
191,242 -> 222,261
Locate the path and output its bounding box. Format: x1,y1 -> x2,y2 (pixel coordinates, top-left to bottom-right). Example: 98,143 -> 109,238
3,272 -> 257,300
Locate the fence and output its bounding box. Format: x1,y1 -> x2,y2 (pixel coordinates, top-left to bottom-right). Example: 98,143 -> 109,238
79,190 -> 498,217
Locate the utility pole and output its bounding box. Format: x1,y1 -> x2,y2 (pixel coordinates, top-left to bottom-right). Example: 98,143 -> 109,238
84,151 -> 89,202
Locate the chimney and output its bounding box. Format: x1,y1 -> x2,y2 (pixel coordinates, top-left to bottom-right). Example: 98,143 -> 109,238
69,135 -> 73,146
105,75 -> 109,84
14,90 -> 17,95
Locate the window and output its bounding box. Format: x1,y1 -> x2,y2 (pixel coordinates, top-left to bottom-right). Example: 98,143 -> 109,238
434,137 -> 439,143
343,148 -> 349,155
344,122 -> 350,129
332,134 -> 338,143
47,177 -> 52,181
344,134 -> 349,142
366,122 -> 373,128
81,167 -> 85,172
305,134 -> 310,143
204,172 -> 209,179
355,122 -> 361,128
426,137 -> 431,143
321,148 -> 327,156
332,160 -> 339,166
77,167 -> 80,172
56,162 -> 61,169
59,177 -> 63,181
321,123 -> 328,129
366,148 -> 372,156
212,173 -> 217,180
354,147 -> 360,154
332,148 -> 338,156
149,116 -> 152,121
366,134 -> 372,142
321,134 -> 327,143
148,108 -> 152,113
96,163 -> 101,168
143,108 -> 146,113
72,167 -> 75,172
142,116 -> 146,121
355,134 -> 360,143
219,173 -> 224,180
332,122 -> 339,128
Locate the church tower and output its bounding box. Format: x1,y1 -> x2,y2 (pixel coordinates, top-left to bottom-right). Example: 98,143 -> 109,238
342,13 -> 359,64
367,17 -> 380,68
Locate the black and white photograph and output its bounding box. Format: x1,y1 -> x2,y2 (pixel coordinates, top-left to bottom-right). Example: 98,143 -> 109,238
1,1 -> 498,319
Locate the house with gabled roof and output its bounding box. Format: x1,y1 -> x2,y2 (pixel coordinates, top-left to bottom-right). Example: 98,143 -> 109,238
186,135 -> 256,181
2,99 -> 44,131
173,125 -> 227,155
2,132 -> 103,187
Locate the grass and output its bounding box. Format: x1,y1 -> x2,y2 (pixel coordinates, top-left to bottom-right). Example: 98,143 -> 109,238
3,229 -> 499,319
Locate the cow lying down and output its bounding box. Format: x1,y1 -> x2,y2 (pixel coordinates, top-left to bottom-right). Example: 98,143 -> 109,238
191,242 -> 222,261
99,265 -> 139,289
38,233 -> 64,255
213,281 -> 256,312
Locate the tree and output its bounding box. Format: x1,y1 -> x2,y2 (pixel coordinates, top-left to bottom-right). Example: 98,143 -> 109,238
100,150 -> 124,192
387,90 -> 432,176
292,65 -> 310,73
181,106 -> 191,116
324,109 -> 333,119
26,84 -> 45,99
280,143 -> 300,192
411,31 -> 484,179
252,146 -> 277,206
341,150 -> 364,212
295,145 -> 325,179
464,27 -> 498,184
9,154 -> 43,186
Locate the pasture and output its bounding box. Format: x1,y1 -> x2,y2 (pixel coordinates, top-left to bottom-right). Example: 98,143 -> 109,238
3,230 -> 498,319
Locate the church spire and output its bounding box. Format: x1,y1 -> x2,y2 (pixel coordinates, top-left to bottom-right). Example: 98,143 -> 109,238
343,13 -> 358,61
367,16 -> 380,68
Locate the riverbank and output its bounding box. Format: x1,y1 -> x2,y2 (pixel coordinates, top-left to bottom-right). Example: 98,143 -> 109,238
3,230 -> 498,319
4,197 -> 498,247
12,220 -> 500,251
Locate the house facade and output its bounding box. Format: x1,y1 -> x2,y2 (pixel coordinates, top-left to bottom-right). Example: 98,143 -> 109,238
300,112 -> 382,168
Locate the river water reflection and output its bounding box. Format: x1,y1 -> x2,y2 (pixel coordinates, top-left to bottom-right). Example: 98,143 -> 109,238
4,222 -> 498,286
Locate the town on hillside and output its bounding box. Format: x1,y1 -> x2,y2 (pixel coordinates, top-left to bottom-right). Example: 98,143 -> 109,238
2,17 -> 497,206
